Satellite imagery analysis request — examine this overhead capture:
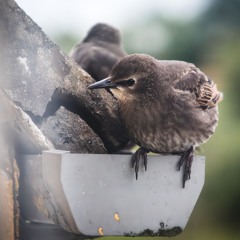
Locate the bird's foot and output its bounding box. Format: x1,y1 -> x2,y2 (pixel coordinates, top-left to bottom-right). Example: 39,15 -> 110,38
177,146 -> 194,188
131,147 -> 149,180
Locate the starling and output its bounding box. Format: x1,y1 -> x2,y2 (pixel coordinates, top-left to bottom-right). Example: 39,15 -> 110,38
70,23 -> 126,81
88,54 -> 223,187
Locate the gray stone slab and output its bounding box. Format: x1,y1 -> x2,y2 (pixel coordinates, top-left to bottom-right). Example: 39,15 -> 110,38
0,88 -> 54,154
40,107 -> 106,153
0,0 -> 129,152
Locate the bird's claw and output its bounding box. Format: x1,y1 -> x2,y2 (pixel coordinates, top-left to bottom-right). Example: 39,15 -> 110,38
131,148 -> 148,180
177,146 -> 194,188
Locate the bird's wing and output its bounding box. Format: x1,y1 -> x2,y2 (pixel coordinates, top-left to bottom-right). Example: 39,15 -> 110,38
174,67 -> 223,109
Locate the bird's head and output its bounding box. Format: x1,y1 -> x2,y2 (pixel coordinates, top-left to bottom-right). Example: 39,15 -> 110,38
88,54 -> 158,102
83,23 -> 121,45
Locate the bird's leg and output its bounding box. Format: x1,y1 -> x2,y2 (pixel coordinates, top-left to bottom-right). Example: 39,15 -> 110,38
177,146 -> 194,188
131,147 -> 149,180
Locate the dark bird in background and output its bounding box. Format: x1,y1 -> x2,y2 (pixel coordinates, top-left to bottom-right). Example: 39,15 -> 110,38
70,23 -> 126,81
88,53 -> 223,187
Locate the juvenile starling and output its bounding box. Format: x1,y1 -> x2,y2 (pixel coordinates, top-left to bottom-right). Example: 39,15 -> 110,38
88,54 -> 223,187
70,23 -> 126,81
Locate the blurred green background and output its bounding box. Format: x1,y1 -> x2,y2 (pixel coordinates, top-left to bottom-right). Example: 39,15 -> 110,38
17,0 -> 240,239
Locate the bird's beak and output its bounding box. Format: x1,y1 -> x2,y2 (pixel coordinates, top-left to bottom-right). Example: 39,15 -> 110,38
88,77 -> 117,90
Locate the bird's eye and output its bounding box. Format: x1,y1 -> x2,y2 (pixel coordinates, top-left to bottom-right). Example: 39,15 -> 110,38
126,79 -> 135,87
118,78 -> 135,87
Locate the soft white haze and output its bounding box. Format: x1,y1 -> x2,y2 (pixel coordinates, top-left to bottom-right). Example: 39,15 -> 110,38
16,0 -> 210,37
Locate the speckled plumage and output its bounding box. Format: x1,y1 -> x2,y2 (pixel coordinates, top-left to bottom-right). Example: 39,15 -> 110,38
107,54 -> 222,153
70,23 -> 126,81
89,53 -> 223,187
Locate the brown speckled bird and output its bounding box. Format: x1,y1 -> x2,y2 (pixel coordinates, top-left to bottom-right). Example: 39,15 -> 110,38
88,53 -> 223,187
70,23 -> 126,81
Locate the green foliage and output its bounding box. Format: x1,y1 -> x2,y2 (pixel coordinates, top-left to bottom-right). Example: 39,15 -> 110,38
54,33 -> 80,54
